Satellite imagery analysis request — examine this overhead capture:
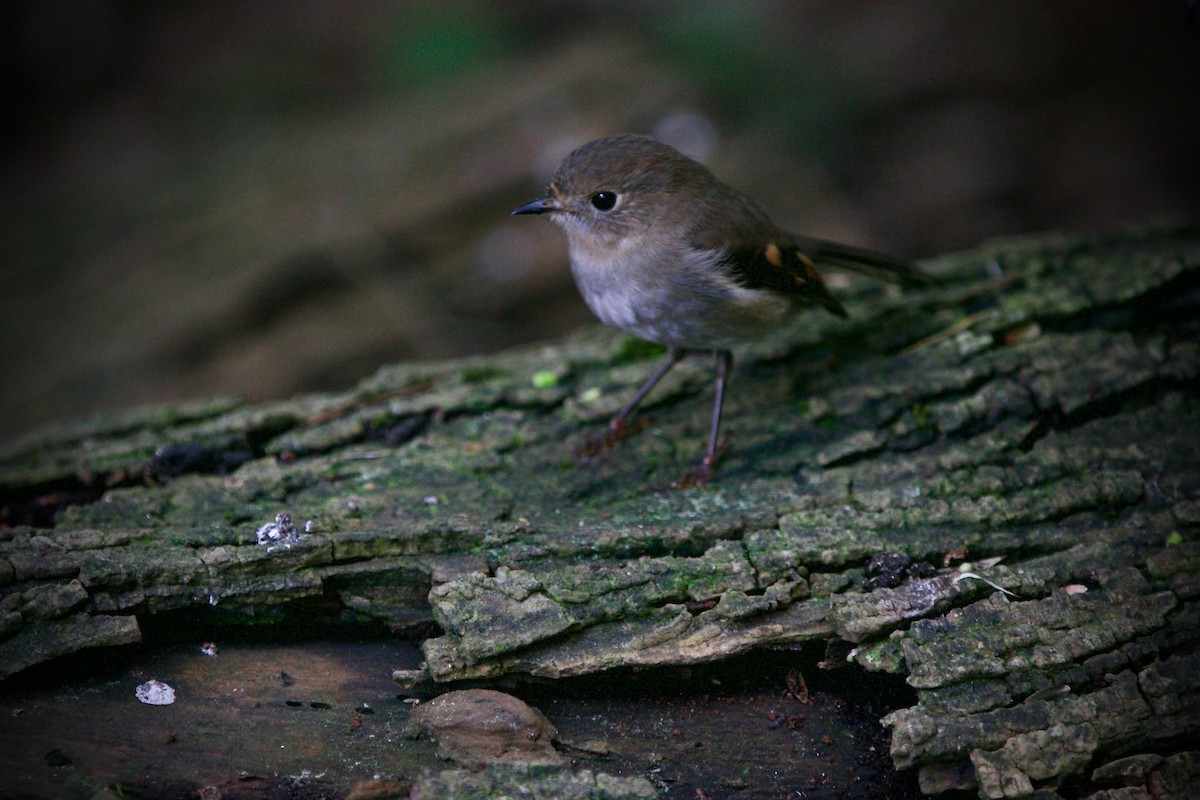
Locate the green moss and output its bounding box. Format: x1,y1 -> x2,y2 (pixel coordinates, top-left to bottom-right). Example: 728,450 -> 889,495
531,370 -> 559,389
462,366 -> 507,383
814,415 -> 839,431
910,403 -> 934,431
613,339 -> 666,365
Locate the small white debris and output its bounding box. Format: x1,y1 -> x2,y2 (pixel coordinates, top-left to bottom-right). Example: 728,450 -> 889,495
136,679 -> 176,705
1027,684 -> 1071,702
303,519 -> 318,533
200,642 -> 219,657
953,572 -> 1019,598
256,513 -> 299,551
423,495 -> 439,506
957,557 -> 1006,573
1063,584 -> 1088,595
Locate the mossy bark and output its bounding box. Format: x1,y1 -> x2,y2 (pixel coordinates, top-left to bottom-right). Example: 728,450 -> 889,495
2,222 -> 1198,798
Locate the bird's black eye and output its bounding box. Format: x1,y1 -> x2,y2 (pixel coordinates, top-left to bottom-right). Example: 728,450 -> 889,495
590,191 -> 617,211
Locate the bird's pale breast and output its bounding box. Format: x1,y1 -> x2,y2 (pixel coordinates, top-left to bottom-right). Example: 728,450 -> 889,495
568,243 -> 790,350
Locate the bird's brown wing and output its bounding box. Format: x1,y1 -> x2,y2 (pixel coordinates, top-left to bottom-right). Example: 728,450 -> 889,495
688,183 -> 931,319
718,239 -> 850,318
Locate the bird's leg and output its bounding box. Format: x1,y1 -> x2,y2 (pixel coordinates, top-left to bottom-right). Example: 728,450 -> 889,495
674,349 -> 732,487
578,346 -> 685,457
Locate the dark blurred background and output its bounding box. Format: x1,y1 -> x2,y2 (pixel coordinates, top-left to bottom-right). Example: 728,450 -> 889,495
2,0 -> 1198,443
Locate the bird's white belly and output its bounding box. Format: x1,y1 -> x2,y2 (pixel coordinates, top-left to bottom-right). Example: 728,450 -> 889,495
569,243 -> 790,349
582,281 -> 788,350
584,286 -> 644,332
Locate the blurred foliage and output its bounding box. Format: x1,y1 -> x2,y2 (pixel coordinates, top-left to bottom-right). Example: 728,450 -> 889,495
374,4 -> 521,91
651,4 -> 843,147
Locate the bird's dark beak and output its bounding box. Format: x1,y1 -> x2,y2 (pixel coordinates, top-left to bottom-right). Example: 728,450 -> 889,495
511,196 -> 562,216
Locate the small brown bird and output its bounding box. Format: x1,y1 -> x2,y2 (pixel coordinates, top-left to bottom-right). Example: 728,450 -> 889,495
513,134 -> 929,484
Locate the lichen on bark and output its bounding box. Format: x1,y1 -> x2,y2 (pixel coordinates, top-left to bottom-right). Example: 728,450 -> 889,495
2,222 -> 1198,797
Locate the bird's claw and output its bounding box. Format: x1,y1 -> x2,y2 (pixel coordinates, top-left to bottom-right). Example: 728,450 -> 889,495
576,417 -> 648,459
672,463 -> 713,488
672,443 -> 725,489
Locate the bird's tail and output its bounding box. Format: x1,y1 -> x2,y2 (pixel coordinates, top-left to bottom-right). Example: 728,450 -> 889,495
795,236 -> 934,288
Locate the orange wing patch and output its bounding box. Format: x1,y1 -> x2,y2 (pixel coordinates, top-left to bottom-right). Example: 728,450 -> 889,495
764,242 -> 783,267
792,248 -> 815,285
766,242 -> 809,285
795,249 -> 821,283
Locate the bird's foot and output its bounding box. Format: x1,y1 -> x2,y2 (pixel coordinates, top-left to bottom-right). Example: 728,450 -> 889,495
672,463 -> 713,488
672,444 -> 725,489
577,417 -> 648,459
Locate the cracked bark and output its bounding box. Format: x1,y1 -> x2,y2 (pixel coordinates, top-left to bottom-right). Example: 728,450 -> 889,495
2,222 -> 1198,798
